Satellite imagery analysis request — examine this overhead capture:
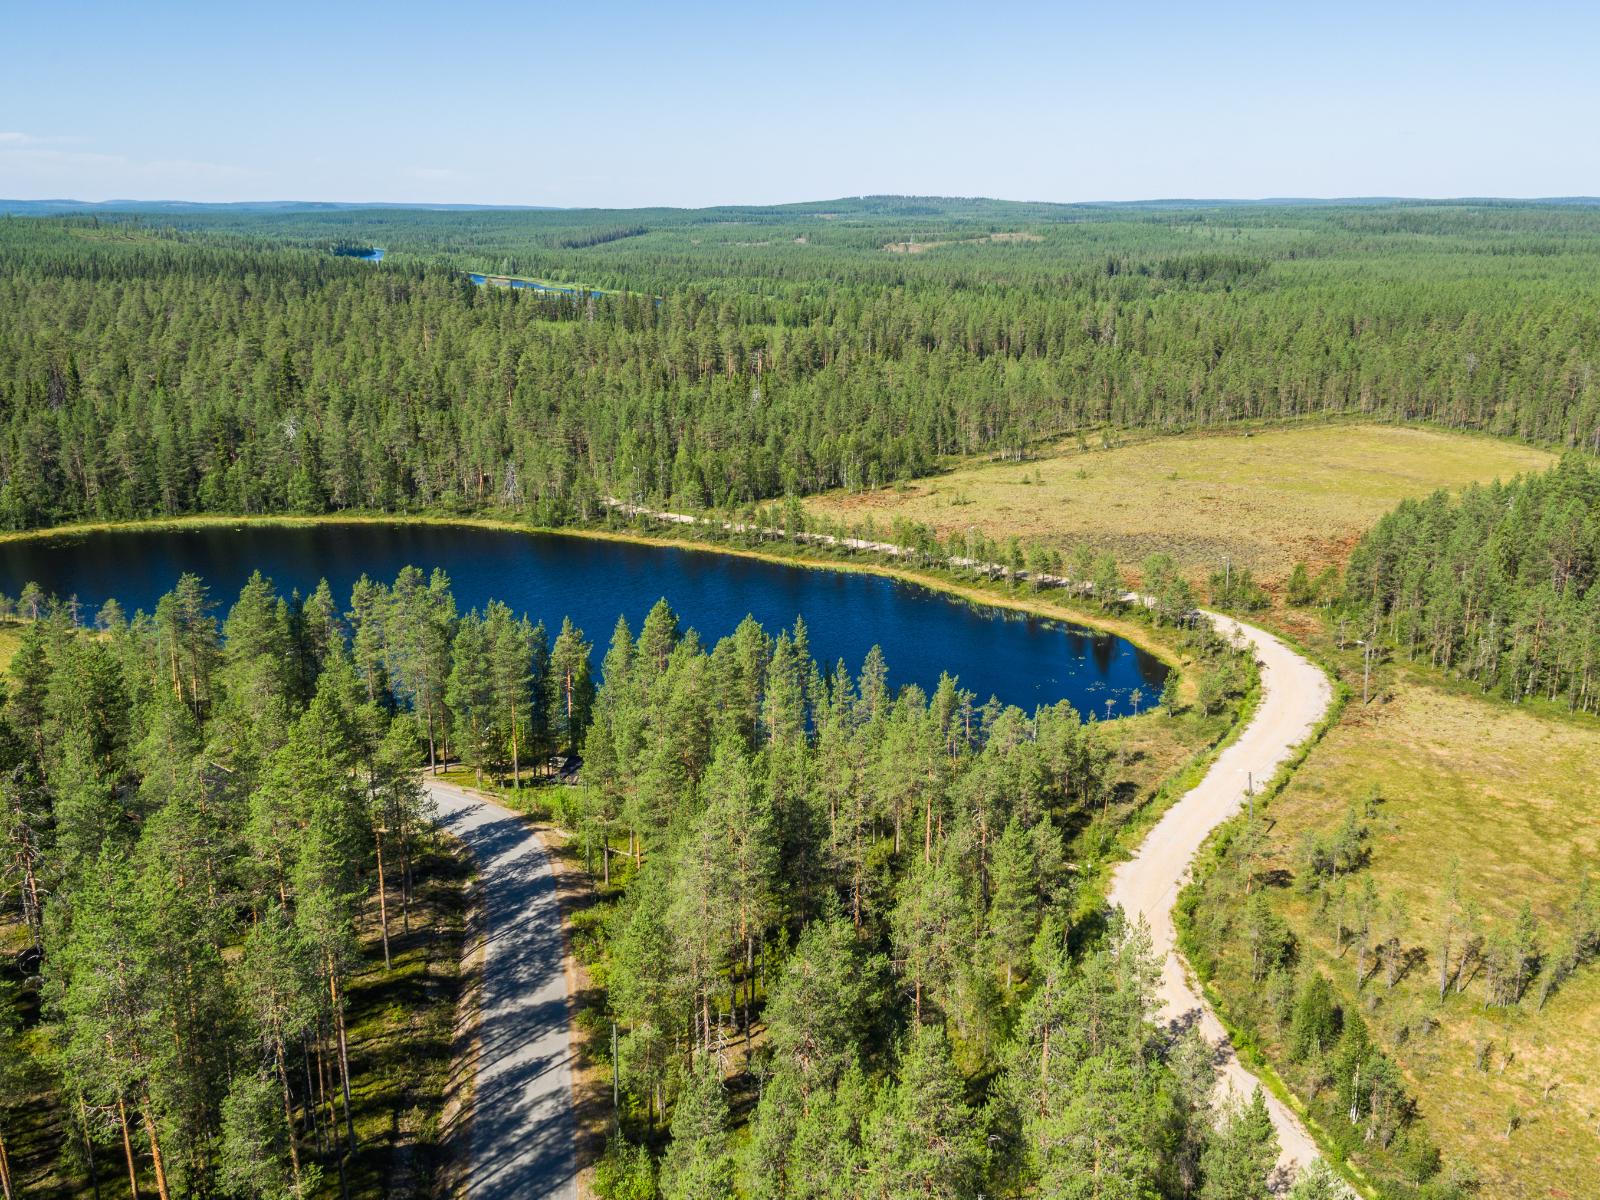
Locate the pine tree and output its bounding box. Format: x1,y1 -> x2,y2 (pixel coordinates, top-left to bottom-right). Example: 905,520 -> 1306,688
659,1055 -> 734,1200
446,611 -> 496,782
987,815 -> 1037,988
219,1068 -> 306,1200
479,604 -> 532,784
0,976 -> 21,1200
863,1025 -> 985,1200
1199,1089 -> 1279,1200
548,615 -> 594,760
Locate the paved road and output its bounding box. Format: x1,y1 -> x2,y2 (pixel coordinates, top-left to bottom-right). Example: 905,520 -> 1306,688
1108,612 -> 1333,1176
426,779 -> 578,1200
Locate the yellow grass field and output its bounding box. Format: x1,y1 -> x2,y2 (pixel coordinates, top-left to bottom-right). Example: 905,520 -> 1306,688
1230,665 -> 1600,1198
806,423 -> 1556,587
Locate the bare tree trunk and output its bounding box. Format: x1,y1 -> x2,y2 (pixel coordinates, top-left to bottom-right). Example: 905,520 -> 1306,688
78,1092 -> 102,1200
510,700 -> 521,791
1438,922 -> 1453,1001
141,1101 -> 171,1200
315,1036 -> 334,1152
376,827 -> 391,969
425,696 -> 438,774
399,810 -> 413,935
21,855 -> 43,951
117,1094 -> 140,1200
302,1038 -> 325,1153
276,1038 -> 305,1197
0,1123 -> 15,1200
329,965 -> 357,1152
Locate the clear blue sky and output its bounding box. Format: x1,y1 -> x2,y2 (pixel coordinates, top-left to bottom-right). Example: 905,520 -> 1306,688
5,0 -> 1596,207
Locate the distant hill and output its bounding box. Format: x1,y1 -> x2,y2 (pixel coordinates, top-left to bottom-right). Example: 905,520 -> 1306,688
0,198 -> 560,215
4,194 -> 1598,218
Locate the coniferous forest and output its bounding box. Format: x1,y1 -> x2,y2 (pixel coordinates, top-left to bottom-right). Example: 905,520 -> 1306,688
0,564 -> 1282,1199
1345,453 -> 1600,711
2,197 -> 1598,1200
1,198 -> 1599,532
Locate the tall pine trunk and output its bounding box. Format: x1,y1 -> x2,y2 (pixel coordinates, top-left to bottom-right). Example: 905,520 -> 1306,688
141,1100 -> 171,1200
375,827 -> 391,969
0,1122 -> 14,1200
510,697 -> 521,790
117,1093 -> 140,1200
328,961 -> 357,1151
76,1092 -> 101,1200
275,1038 -> 305,1197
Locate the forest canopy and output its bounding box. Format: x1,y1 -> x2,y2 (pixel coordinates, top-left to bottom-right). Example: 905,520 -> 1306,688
1,198 -> 1598,532
0,563 -> 1278,1198
1344,453 -> 1600,711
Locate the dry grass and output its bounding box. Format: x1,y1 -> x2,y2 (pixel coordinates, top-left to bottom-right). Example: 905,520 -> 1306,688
806,423 -> 1555,588
1235,659 -> 1600,1199
0,621 -> 26,673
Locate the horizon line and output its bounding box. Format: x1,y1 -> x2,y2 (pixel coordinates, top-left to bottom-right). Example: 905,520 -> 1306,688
6,193 -> 1600,214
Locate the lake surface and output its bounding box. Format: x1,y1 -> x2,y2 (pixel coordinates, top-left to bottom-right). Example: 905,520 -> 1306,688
0,524 -> 1166,714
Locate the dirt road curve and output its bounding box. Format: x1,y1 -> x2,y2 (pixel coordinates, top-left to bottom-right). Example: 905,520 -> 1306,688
426,779 -> 578,1200
1108,612 -> 1333,1176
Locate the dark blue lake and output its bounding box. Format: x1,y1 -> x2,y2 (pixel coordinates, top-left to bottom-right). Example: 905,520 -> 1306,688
0,524 -> 1166,715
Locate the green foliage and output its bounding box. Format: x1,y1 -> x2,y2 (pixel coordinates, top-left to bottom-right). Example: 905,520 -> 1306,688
3,201 -> 1598,539
1209,564 -> 1271,612
1346,453 -> 1600,710
863,1025 -> 986,1200
659,1054 -> 734,1200
594,1135 -> 657,1200
1199,1089 -> 1278,1200
218,1068 -> 315,1200
1287,972 -> 1341,1062
0,567 -> 492,1195
1286,1161 -> 1344,1199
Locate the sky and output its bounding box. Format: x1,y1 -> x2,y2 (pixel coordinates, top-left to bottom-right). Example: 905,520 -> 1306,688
4,0 -> 1597,208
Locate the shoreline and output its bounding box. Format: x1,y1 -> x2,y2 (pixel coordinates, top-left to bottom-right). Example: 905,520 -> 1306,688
0,510 -> 1190,681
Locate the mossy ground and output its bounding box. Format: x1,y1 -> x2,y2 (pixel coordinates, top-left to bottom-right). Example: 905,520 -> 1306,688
1,837 -> 472,1199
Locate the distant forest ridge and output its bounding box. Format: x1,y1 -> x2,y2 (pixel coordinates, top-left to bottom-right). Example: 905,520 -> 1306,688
0,199 -> 1597,533
5,194 -> 1600,217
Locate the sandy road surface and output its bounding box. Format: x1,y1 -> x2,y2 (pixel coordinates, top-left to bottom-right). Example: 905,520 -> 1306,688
1108,612 -> 1333,1175
426,779 -> 578,1200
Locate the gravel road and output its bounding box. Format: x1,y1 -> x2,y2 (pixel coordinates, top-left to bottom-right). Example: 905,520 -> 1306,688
427,779 -> 578,1200
1108,612 -> 1333,1176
